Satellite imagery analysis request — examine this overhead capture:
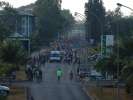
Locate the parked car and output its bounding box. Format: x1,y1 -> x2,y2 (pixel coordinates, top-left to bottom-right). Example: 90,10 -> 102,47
77,65 -> 90,78
88,53 -> 102,61
0,85 -> 10,96
89,75 -> 105,80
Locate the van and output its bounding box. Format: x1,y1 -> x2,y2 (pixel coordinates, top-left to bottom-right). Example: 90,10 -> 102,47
49,51 -> 61,62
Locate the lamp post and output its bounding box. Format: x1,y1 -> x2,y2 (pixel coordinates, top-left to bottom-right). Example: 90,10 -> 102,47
75,12 -> 103,45
74,12 -> 86,64
117,3 -> 133,11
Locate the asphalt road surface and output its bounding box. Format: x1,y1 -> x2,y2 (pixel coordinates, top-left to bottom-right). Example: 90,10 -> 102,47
30,63 -> 90,100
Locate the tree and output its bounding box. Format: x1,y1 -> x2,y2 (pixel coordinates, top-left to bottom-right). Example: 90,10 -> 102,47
105,9 -> 133,40
95,37 -> 133,93
85,0 -> 105,44
95,55 -> 123,79
0,40 -> 26,67
122,62 -> 133,94
0,1 -> 18,42
61,9 -> 74,35
34,0 -> 64,46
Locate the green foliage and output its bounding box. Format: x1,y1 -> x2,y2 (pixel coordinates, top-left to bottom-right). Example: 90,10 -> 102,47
125,74 -> 133,94
122,62 -> 133,80
105,9 -> 133,40
0,2 -> 27,77
95,56 -> 121,76
0,23 -> 11,42
33,0 -> 74,47
122,61 -> 133,94
33,0 -> 64,45
0,96 -> 7,100
61,9 -> 74,33
85,0 -> 106,43
95,38 -> 133,93
0,63 -> 14,76
95,58 -> 108,73
95,54 -> 124,78
0,1 -> 18,42
0,40 -> 27,65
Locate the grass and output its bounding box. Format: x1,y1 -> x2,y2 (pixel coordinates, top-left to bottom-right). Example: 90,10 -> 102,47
7,86 -> 26,100
86,86 -> 133,100
16,69 -> 27,81
0,96 -> 7,100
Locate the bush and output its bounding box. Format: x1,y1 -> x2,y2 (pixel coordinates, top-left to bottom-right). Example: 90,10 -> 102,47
0,63 -> 14,76
0,40 -> 27,65
125,73 -> 133,94
122,61 -> 133,94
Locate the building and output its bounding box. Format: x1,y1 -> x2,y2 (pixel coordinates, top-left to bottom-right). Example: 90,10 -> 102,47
0,4 -> 35,55
16,11 -> 35,38
8,10 -> 35,55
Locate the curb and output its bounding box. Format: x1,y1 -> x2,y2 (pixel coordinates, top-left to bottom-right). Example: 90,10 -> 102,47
82,87 -> 97,100
82,81 -> 99,100
26,87 -> 31,100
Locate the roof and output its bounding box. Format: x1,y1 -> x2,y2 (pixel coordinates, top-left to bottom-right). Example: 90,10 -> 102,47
16,9 -> 34,16
8,32 -> 26,38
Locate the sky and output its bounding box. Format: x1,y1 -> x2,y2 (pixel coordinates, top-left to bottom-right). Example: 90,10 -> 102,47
0,0 -> 133,16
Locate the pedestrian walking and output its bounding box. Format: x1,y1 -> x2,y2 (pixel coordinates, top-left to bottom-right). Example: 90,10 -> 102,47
38,69 -> 42,81
26,63 -> 33,81
69,70 -> 74,80
30,96 -> 34,100
56,68 -> 63,81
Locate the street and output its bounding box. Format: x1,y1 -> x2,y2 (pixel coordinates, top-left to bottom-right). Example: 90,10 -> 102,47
30,63 -> 90,100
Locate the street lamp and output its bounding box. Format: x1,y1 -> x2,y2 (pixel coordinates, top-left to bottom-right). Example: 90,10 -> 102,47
75,12 -> 103,45
117,3 -> 133,11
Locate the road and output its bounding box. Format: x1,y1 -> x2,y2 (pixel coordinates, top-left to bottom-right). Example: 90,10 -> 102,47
30,63 -> 90,100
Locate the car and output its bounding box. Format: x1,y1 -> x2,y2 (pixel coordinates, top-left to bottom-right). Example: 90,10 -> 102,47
0,85 -> 10,96
88,75 -> 105,80
77,65 -> 90,78
88,53 -> 102,61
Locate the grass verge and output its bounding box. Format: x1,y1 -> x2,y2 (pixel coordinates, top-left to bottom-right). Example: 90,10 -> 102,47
16,69 -> 27,81
7,86 -> 26,100
85,86 -> 133,100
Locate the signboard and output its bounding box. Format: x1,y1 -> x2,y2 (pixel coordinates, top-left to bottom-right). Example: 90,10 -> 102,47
101,35 -> 114,57
106,35 -> 114,46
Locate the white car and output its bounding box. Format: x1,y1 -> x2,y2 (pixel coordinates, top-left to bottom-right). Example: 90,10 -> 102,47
0,85 -> 10,96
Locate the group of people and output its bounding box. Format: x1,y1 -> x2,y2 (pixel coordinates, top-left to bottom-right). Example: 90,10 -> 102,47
60,49 -> 81,66
25,58 -> 43,82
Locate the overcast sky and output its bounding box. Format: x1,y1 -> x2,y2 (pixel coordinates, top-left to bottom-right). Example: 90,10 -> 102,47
0,0 -> 133,15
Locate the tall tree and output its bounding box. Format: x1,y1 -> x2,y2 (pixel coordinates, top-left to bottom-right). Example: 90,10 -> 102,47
105,10 -> 133,40
85,0 -> 105,44
0,1 -> 18,42
34,0 -> 64,46
60,9 -> 74,35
